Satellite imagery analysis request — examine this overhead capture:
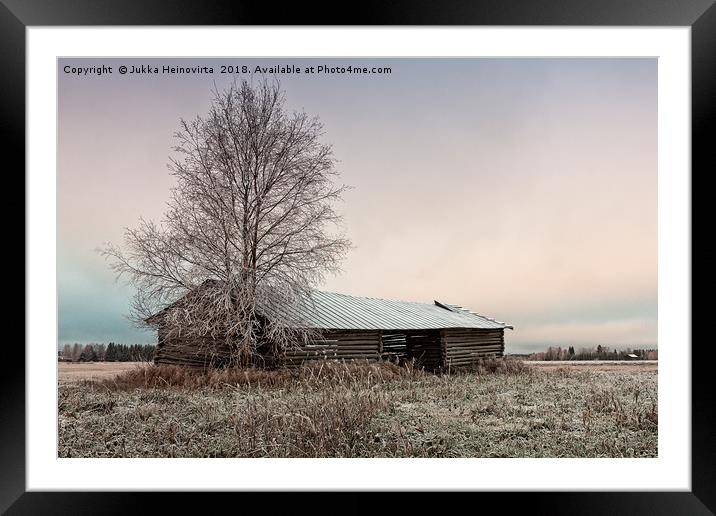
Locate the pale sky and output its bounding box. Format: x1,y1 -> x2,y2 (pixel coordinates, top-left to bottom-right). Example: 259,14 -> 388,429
58,58 -> 657,353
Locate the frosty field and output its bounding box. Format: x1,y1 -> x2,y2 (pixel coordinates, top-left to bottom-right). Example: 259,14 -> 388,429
58,360 -> 657,458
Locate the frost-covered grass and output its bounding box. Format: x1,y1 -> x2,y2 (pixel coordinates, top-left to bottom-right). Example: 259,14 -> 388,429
58,360 -> 657,458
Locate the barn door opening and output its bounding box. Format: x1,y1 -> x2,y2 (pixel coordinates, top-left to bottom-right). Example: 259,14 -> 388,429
381,330 -> 442,370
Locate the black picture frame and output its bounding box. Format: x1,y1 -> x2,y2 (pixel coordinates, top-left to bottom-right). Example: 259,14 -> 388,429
6,1 -> 710,513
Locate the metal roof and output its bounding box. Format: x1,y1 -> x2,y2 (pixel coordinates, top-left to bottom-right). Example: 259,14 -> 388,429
260,290 -> 513,331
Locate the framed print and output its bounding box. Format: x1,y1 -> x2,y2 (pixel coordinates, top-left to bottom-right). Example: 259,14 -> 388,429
7,0 -> 712,513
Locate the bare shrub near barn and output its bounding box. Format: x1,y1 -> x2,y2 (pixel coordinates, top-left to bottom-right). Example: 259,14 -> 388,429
102,79 -> 351,365
95,361 -> 421,391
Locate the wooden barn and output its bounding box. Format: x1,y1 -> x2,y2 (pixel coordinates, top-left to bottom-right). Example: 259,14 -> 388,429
150,290 -> 513,370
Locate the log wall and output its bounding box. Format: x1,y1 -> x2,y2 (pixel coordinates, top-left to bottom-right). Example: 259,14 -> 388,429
381,331 -> 408,359
281,330 -> 381,367
153,332 -> 234,368
153,325 -> 506,370
441,328 -> 505,368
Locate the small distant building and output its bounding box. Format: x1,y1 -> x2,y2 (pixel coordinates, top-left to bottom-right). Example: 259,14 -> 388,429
148,290 -> 513,370
626,353 -> 639,360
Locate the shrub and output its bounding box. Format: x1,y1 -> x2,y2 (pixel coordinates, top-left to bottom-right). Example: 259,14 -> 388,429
96,360 -> 423,391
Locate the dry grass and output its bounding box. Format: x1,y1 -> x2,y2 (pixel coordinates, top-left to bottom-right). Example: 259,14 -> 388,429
58,359 -> 657,458
58,361 -> 148,383
93,360 -> 419,391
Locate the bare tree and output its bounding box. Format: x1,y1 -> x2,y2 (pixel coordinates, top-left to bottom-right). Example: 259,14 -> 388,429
79,344 -> 97,362
102,79 -> 351,365
71,343 -> 82,362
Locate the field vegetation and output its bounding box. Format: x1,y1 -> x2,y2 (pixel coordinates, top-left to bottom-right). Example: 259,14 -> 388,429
58,359 -> 657,458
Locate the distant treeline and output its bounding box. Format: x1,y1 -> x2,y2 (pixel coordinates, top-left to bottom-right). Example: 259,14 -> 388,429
59,343 -> 155,362
526,345 -> 657,361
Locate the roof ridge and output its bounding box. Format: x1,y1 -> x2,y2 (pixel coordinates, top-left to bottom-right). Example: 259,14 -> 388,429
312,290 -> 512,329
314,289 -> 433,306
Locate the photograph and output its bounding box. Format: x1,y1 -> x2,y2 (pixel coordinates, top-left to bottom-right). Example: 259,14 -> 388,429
56,57 -> 658,459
